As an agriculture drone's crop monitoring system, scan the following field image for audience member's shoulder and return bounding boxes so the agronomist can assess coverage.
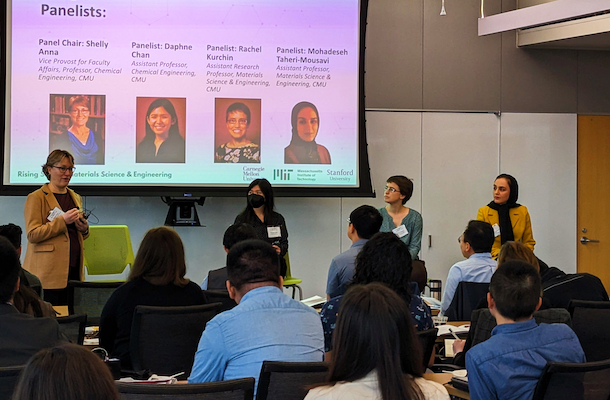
[414,377,450,400]
[538,321,578,338]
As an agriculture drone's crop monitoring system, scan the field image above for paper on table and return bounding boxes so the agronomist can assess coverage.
[436,324,470,336]
[301,295,326,308]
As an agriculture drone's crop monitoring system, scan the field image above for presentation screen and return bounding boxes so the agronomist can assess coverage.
[1,0,372,197]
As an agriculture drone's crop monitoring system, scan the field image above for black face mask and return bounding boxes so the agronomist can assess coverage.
[247,194,266,208]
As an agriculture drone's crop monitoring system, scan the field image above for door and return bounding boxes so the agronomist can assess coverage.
[577,115,610,291]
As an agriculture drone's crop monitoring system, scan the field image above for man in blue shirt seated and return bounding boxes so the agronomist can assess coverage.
[325,205,382,299]
[188,239,324,390]
[441,220,496,315]
[466,260,585,400]
[200,223,258,292]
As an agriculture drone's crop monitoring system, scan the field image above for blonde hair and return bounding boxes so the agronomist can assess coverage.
[42,150,75,180]
[497,241,539,272]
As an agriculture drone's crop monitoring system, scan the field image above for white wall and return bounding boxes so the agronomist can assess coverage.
[0,112,577,300]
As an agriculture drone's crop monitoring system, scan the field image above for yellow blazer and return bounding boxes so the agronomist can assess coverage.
[476,205,535,259]
[23,183,88,289]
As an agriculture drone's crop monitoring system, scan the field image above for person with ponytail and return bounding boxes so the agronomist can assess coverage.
[305,283,449,400]
[477,174,535,259]
[234,179,289,276]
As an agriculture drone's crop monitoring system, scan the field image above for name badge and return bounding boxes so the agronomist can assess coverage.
[267,226,281,238]
[48,207,64,222]
[492,224,501,237]
[392,224,408,238]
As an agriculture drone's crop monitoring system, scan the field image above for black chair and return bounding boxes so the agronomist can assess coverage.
[203,290,237,312]
[130,303,223,376]
[57,314,87,345]
[568,300,610,362]
[256,361,329,400]
[416,328,438,369]
[116,377,255,400]
[532,360,610,400]
[444,281,489,321]
[67,280,122,325]
[0,365,24,400]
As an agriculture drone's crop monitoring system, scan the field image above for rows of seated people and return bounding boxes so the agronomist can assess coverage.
[1,202,608,400]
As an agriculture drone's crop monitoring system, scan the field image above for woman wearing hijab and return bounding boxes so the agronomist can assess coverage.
[477,173,535,259]
[284,101,331,164]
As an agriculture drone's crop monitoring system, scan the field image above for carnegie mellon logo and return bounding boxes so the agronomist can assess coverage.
[273,169,293,180]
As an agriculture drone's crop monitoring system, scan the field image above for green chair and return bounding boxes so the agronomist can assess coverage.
[283,253,303,300]
[83,225,134,282]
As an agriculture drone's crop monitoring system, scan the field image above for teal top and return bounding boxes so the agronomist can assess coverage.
[378,207,423,260]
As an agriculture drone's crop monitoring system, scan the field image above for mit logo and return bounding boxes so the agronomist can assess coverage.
[273,169,293,180]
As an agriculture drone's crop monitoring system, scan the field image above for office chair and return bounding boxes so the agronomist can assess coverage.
[416,328,438,370]
[57,313,87,345]
[67,280,122,326]
[116,377,255,400]
[0,365,25,400]
[202,290,237,312]
[130,303,223,377]
[444,281,489,321]
[83,225,134,281]
[568,300,610,362]
[282,253,303,300]
[256,361,329,400]
[532,359,610,400]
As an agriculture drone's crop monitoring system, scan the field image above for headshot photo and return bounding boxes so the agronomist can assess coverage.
[49,94,105,165]
[284,101,331,165]
[214,98,261,163]
[136,97,186,164]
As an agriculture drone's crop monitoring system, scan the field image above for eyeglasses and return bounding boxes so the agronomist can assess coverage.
[227,119,248,126]
[248,190,264,196]
[51,165,75,173]
[384,186,398,193]
[70,109,90,115]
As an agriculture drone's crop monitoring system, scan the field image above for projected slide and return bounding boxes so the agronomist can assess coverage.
[5,0,361,188]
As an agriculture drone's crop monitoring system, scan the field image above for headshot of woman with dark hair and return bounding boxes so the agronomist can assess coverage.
[12,343,120,400]
[100,226,205,368]
[51,95,104,165]
[215,102,260,163]
[136,98,185,163]
[284,101,331,164]
[305,283,449,400]
[320,232,433,354]
[477,173,535,259]
[234,179,289,276]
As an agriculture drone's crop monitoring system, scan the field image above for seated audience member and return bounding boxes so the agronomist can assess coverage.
[466,261,585,400]
[326,205,382,299]
[0,223,54,318]
[321,232,433,353]
[0,236,65,367]
[12,343,120,400]
[0,224,43,294]
[189,239,324,390]
[441,220,496,315]
[537,257,609,309]
[201,223,258,292]
[100,227,206,368]
[410,260,428,295]
[453,241,542,361]
[305,283,449,400]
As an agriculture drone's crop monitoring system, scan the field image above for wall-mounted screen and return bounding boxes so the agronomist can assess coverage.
[1,0,372,197]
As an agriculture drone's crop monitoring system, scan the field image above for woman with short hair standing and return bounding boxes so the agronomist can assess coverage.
[23,150,89,306]
[378,175,423,260]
